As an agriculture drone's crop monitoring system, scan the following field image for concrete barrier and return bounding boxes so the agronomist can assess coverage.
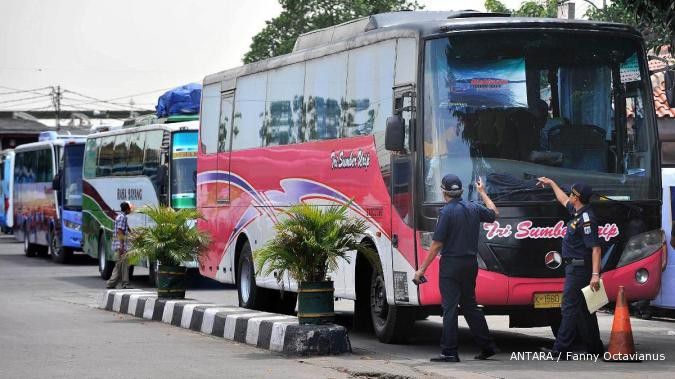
[98,289,351,356]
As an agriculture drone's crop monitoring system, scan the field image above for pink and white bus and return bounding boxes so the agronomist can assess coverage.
[197,11,665,342]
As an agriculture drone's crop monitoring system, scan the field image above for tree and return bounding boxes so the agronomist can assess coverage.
[585,0,674,52]
[485,0,560,18]
[243,0,423,63]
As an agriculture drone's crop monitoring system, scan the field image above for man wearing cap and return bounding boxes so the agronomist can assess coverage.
[414,174,499,362]
[537,177,604,356]
[106,201,133,289]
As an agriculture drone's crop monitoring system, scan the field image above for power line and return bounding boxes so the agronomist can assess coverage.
[63,89,148,110]
[0,86,52,96]
[0,94,52,105]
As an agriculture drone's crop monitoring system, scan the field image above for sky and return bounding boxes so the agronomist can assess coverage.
[0,0,597,115]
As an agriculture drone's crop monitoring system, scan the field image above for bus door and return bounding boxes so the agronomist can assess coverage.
[389,85,416,304]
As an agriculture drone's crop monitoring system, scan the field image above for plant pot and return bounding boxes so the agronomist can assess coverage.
[157,265,186,299]
[297,281,334,325]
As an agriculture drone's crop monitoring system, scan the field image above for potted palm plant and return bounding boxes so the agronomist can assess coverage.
[126,205,210,299]
[255,202,371,324]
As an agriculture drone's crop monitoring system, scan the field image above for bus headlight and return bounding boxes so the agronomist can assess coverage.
[618,230,663,268]
[63,220,81,231]
[635,268,649,284]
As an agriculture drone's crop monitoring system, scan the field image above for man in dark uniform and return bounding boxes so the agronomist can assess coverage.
[537,177,604,356]
[414,174,499,362]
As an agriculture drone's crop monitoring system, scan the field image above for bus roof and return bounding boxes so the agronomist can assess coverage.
[14,138,86,152]
[87,120,198,139]
[204,11,641,86]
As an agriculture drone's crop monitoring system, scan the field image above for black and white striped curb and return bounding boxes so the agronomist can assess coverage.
[97,289,351,356]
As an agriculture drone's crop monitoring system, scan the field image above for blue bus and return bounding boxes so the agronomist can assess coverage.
[0,149,15,233]
[14,132,86,263]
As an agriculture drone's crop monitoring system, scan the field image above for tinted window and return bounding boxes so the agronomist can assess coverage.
[63,144,84,208]
[112,134,129,176]
[232,72,267,150]
[344,41,395,138]
[263,63,305,146]
[144,130,165,192]
[201,83,220,154]
[97,136,114,177]
[304,53,347,141]
[83,138,99,179]
[219,94,233,152]
[127,132,145,176]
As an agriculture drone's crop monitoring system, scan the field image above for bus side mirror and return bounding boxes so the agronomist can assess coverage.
[385,116,405,151]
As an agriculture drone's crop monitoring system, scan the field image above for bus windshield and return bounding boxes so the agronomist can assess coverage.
[423,31,657,202]
[171,131,197,209]
[63,144,84,209]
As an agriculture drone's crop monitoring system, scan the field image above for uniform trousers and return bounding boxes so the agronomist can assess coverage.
[553,263,604,353]
[439,255,495,356]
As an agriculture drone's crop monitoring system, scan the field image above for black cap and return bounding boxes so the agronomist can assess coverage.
[571,183,592,204]
[441,174,462,192]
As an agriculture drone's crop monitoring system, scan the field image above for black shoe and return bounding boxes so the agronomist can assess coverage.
[474,348,499,360]
[430,354,460,363]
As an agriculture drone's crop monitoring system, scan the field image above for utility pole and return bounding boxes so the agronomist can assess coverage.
[52,85,62,131]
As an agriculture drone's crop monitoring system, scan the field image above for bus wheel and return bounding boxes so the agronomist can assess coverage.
[98,234,113,280]
[49,230,70,264]
[237,242,269,310]
[370,270,415,343]
[23,226,37,257]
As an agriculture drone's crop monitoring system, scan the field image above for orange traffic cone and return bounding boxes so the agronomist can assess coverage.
[604,286,641,362]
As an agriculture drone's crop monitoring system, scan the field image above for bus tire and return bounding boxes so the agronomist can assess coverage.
[370,269,415,344]
[98,233,113,280]
[236,242,268,310]
[23,226,37,257]
[49,229,70,264]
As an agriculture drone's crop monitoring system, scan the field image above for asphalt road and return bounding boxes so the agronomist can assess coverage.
[1,235,674,378]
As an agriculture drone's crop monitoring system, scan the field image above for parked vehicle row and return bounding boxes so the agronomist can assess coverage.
[2,11,674,343]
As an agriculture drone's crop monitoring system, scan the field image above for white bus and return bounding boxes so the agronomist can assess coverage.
[82,120,199,284]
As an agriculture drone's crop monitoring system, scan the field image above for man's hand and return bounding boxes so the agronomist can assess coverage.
[589,275,600,292]
[475,177,486,194]
[537,176,555,188]
[413,269,425,284]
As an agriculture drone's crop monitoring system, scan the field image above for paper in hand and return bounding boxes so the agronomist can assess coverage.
[582,279,609,314]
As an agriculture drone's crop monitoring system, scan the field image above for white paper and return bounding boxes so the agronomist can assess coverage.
[582,279,609,314]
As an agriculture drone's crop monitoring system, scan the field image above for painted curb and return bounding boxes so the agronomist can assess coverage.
[98,289,351,356]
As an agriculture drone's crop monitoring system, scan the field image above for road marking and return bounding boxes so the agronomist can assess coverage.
[245,315,291,346]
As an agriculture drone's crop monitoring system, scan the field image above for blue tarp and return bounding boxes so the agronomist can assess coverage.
[155,83,202,118]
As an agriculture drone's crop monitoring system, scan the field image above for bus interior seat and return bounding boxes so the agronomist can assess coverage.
[547,124,608,171]
[507,108,541,161]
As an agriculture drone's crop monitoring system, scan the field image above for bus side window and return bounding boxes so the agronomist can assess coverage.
[128,133,145,176]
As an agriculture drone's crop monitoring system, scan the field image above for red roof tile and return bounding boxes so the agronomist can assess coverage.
[650,46,674,118]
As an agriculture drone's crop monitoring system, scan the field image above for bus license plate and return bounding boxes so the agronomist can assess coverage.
[534,292,562,308]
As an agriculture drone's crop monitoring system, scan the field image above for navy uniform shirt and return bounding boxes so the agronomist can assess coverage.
[562,202,600,259]
[433,199,496,257]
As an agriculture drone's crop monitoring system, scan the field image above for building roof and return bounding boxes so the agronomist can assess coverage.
[649,46,674,118]
[0,117,90,135]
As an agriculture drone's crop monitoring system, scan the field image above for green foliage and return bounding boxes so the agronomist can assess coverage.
[126,205,211,267]
[254,202,374,283]
[585,0,674,53]
[485,0,559,17]
[243,0,424,63]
